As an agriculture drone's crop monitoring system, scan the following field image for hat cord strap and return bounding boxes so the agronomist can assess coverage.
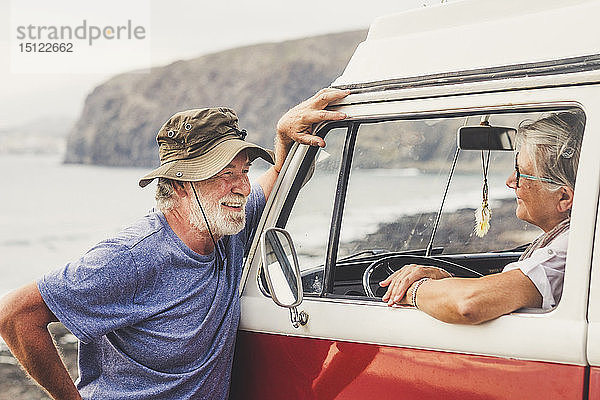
[190,183,224,271]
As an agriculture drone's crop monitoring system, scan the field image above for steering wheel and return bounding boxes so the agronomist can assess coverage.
[362,254,483,298]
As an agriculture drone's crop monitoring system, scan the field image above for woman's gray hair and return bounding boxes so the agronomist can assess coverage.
[516,109,585,191]
[155,178,176,211]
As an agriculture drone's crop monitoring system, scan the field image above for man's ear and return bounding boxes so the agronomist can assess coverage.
[172,181,189,198]
[557,186,574,213]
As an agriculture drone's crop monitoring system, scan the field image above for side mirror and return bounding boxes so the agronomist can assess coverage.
[457,125,516,151]
[260,228,308,328]
[261,227,303,308]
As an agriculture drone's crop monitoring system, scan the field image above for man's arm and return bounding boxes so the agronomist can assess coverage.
[0,282,82,400]
[256,88,349,199]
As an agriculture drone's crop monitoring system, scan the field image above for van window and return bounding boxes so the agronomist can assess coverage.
[323,109,582,300]
[280,108,584,305]
[275,108,583,306]
[283,127,347,294]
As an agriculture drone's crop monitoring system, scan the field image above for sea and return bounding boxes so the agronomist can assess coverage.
[0,154,156,298]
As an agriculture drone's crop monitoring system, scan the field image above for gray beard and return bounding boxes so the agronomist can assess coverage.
[188,192,247,237]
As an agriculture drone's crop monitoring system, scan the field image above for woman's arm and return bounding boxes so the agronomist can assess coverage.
[407,269,542,324]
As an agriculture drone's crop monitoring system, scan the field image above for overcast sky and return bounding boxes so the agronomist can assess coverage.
[0,0,451,129]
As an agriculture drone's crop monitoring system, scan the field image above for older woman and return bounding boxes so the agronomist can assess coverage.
[380,110,585,324]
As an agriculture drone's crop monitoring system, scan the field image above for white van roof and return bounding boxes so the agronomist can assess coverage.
[333,0,600,89]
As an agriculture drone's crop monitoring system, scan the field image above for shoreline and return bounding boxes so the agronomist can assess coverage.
[342,197,539,256]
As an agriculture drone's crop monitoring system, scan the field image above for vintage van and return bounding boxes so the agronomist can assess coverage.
[230,0,600,398]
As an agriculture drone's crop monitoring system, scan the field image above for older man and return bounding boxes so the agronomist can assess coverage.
[0,88,348,399]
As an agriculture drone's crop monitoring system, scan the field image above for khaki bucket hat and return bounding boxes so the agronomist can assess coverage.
[139,107,274,187]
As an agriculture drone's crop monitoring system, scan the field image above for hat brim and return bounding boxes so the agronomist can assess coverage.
[139,139,274,187]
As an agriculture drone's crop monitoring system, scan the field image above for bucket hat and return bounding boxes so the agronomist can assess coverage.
[139,107,274,187]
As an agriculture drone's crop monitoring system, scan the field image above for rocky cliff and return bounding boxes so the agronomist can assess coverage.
[64,30,367,167]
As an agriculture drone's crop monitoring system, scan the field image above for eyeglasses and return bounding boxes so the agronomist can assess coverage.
[514,152,561,188]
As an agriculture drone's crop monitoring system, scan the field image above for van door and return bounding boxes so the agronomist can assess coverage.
[232,86,599,399]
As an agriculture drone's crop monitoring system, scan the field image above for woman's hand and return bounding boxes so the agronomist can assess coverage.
[379,264,451,306]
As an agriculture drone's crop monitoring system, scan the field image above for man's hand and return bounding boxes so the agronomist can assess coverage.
[379,264,451,306]
[276,88,350,149]
[258,88,350,199]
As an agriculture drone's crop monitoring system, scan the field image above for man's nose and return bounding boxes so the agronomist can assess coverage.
[506,170,517,189]
[232,174,251,197]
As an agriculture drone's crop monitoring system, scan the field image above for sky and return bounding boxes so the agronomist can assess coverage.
[0,0,453,129]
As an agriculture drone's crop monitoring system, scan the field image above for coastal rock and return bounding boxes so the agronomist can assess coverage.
[64,31,366,167]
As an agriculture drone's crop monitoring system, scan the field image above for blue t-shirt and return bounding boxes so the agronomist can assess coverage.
[38,186,266,399]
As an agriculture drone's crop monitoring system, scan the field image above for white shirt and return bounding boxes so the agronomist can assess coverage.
[502,229,569,310]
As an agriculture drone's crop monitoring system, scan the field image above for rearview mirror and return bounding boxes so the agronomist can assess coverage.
[457,125,516,151]
[260,227,303,308]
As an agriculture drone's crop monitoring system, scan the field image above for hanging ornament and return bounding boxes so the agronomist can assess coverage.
[474,150,492,237]
[475,200,491,237]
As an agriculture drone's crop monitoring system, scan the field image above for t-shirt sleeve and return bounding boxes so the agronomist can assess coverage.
[502,231,568,310]
[240,185,267,254]
[37,242,142,344]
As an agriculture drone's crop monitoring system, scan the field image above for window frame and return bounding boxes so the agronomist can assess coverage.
[274,103,585,300]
